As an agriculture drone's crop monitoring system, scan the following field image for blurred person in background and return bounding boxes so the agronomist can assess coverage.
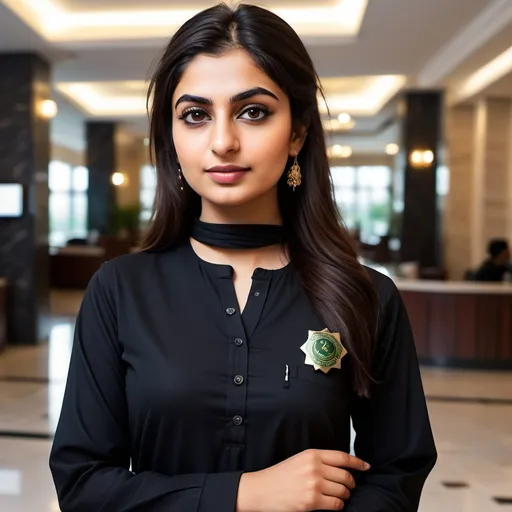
[474,239,511,282]
[49,3,436,511]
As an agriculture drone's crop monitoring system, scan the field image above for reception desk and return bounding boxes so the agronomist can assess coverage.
[396,279,512,369]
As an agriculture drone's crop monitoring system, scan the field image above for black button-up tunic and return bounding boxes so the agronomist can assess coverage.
[50,240,437,511]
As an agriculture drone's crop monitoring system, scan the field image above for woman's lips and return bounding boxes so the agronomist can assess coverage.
[206,166,250,184]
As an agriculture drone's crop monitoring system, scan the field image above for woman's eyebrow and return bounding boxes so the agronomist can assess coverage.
[174,86,279,109]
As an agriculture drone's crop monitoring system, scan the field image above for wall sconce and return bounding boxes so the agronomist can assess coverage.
[40,99,58,119]
[112,172,126,186]
[409,149,434,168]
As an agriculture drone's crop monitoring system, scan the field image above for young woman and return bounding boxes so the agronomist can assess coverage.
[50,3,436,511]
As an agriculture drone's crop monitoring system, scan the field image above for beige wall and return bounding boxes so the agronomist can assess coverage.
[329,154,395,167]
[445,98,512,279]
[444,104,476,280]
[51,144,85,167]
[114,132,150,208]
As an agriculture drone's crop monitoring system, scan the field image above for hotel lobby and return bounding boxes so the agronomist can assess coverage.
[1,0,512,510]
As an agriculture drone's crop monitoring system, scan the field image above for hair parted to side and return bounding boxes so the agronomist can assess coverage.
[141,2,379,397]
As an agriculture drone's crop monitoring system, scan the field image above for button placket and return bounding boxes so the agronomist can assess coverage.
[218,276,249,448]
[241,273,272,337]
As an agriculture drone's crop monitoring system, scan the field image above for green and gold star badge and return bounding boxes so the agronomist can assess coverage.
[301,328,347,374]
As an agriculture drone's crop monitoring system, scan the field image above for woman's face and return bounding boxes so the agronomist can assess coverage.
[172,49,302,210]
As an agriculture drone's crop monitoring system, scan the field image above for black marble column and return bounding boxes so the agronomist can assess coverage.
[0,53,51,345]
[396,91,443,269]
[86,122,117,234]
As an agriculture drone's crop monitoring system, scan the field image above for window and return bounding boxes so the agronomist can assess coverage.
[140,165,157,223]
[49,161,89,247]
[331,166,392,244]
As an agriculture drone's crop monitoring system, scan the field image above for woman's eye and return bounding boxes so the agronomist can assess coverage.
[182,110,209,124]
[240,107,267,121]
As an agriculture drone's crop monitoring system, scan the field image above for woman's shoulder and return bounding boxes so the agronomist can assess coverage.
[94,244,188,288]
[363,265,399,305]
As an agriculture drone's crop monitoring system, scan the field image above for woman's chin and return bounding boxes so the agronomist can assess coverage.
[201,186,268,209]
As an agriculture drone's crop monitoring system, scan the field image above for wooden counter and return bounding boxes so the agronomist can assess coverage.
[0,278,6,352]
[396,279,512,369]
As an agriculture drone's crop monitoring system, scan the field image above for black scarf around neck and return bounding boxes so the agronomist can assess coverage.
[190,219,284,249]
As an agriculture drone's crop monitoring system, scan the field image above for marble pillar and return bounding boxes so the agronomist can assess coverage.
[397,91,443,269]
[0,53,51,345]
[86,121,117,234]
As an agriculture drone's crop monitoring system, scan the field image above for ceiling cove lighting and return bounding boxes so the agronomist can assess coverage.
[319,75,407,116]
[2,0,368,42]
[56,82,147,116]
[58,78,402,119]
[455,45,512,103]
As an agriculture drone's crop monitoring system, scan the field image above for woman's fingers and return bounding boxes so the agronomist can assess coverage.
[323,464,356,490]
[321,479,351,500]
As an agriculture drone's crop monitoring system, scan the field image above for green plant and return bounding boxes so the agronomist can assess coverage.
[111,204,141,235]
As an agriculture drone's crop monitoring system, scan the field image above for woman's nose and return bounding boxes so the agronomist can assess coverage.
[210,117,240,156]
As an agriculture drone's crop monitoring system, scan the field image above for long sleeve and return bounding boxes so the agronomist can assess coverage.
[346,278,437,511]
[49,263,243,512]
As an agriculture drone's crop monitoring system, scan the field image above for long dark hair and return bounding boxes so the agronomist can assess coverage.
[142,2,379,397]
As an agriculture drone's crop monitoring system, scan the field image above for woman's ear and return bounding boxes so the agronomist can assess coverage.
[290,124,308,156]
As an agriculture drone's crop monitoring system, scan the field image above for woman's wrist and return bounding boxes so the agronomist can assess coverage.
[236,471,263,512]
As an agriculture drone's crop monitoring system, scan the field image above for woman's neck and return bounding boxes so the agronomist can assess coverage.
[199,194,282,226]
[192,194,288,270]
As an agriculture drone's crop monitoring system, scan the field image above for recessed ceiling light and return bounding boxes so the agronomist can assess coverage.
[337,113,352,124]
[330,145,353,158]
[323,118,356,131]
[385,143,399,155]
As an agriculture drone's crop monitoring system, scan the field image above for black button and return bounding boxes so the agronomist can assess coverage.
[234,338,244,346]
[234,375,244,385]
[254,291,261,297]
[226,307,236,315]
[233,415,243,426]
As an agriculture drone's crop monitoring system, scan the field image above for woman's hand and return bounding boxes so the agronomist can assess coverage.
[236,448,370,512]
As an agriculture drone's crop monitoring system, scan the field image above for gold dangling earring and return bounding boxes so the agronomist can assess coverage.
[287,155,302,191]
[178,167,184,191]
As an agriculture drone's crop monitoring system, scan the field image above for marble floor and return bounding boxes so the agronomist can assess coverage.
[0,292,511,511]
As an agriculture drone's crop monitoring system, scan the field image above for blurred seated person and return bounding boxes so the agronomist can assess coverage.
[474,239,511,282]
[67,238,88,246]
